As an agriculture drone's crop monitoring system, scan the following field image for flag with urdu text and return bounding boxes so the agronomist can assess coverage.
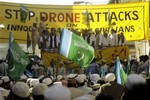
[116,57,127,85]
[60,28,94,67]
[20,4,29,22]
[8,40,30,81]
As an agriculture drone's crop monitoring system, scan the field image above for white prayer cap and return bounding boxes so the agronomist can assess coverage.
[74,95,95,100]
[69,87,84,100]
[124,59,127,62]
[125,74,146,89]
[30,79,39,87]
[0,79,3,85]
[32,83,48,96]
[67,74,77,79]
[1,76,10,82]
[80,74,87,80]
[0,87,10,97]
[91,84,100,90]
[0,91,4,100]
[44,84,71,100]
[105,73,116,82]
[57,75,63,81]
[12,82,30,98]
[75,74,85,83]
[90,74,100,84]
[50,76,54,80]
[26,78,33,86]
[10,81,14,88]
[38,75,44,80]
[42,78,52,86]
[54,82,63,86]
[20,74,27,80]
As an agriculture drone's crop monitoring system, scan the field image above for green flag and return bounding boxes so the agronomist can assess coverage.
[20,4,29,22]
[116,57,127,85]
[8,40,30,81]
[60,28,94,67]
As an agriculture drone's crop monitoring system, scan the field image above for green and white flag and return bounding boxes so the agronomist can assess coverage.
[20,4,29,22]
[8,40,30,81]
[60,28,94,67]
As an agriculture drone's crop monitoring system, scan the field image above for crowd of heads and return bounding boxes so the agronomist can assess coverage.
[1,54,150,100]
[0,71,150,100]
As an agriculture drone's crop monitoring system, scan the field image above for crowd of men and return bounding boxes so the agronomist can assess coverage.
[0,54,150,100]
[0,16,146,100]
[31,16,126,53]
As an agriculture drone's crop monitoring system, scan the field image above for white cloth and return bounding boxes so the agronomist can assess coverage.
[101,64,108,77]
[44,85,71,100]
[78,86,92,95]
[109,33,118,46]
[102,36,110,46]
[57,67,66,76]
[89,34,96,46]
[95,33,103,46]
[39,21,46,35]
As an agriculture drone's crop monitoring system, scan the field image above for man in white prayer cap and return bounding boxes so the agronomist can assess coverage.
[42,77,53,87]
[121,74,149,100]
[7,82,30,100]
[32,83,48,100]
[125,74,146,90]
[99,73,125,100]
[75,74,92,95]
[44,84,71,100]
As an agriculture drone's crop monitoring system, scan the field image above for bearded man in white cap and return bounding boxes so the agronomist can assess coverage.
[75,74,92,95]
[32,83,48,100]
[99,73,125,100]
[7,82,30,100]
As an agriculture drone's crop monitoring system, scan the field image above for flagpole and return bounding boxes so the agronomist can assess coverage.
[9,32,13,49]
[55,44,61,81]
[27,30,28,53]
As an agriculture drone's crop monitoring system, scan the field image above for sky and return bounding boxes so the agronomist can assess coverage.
[0,0,109,5]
